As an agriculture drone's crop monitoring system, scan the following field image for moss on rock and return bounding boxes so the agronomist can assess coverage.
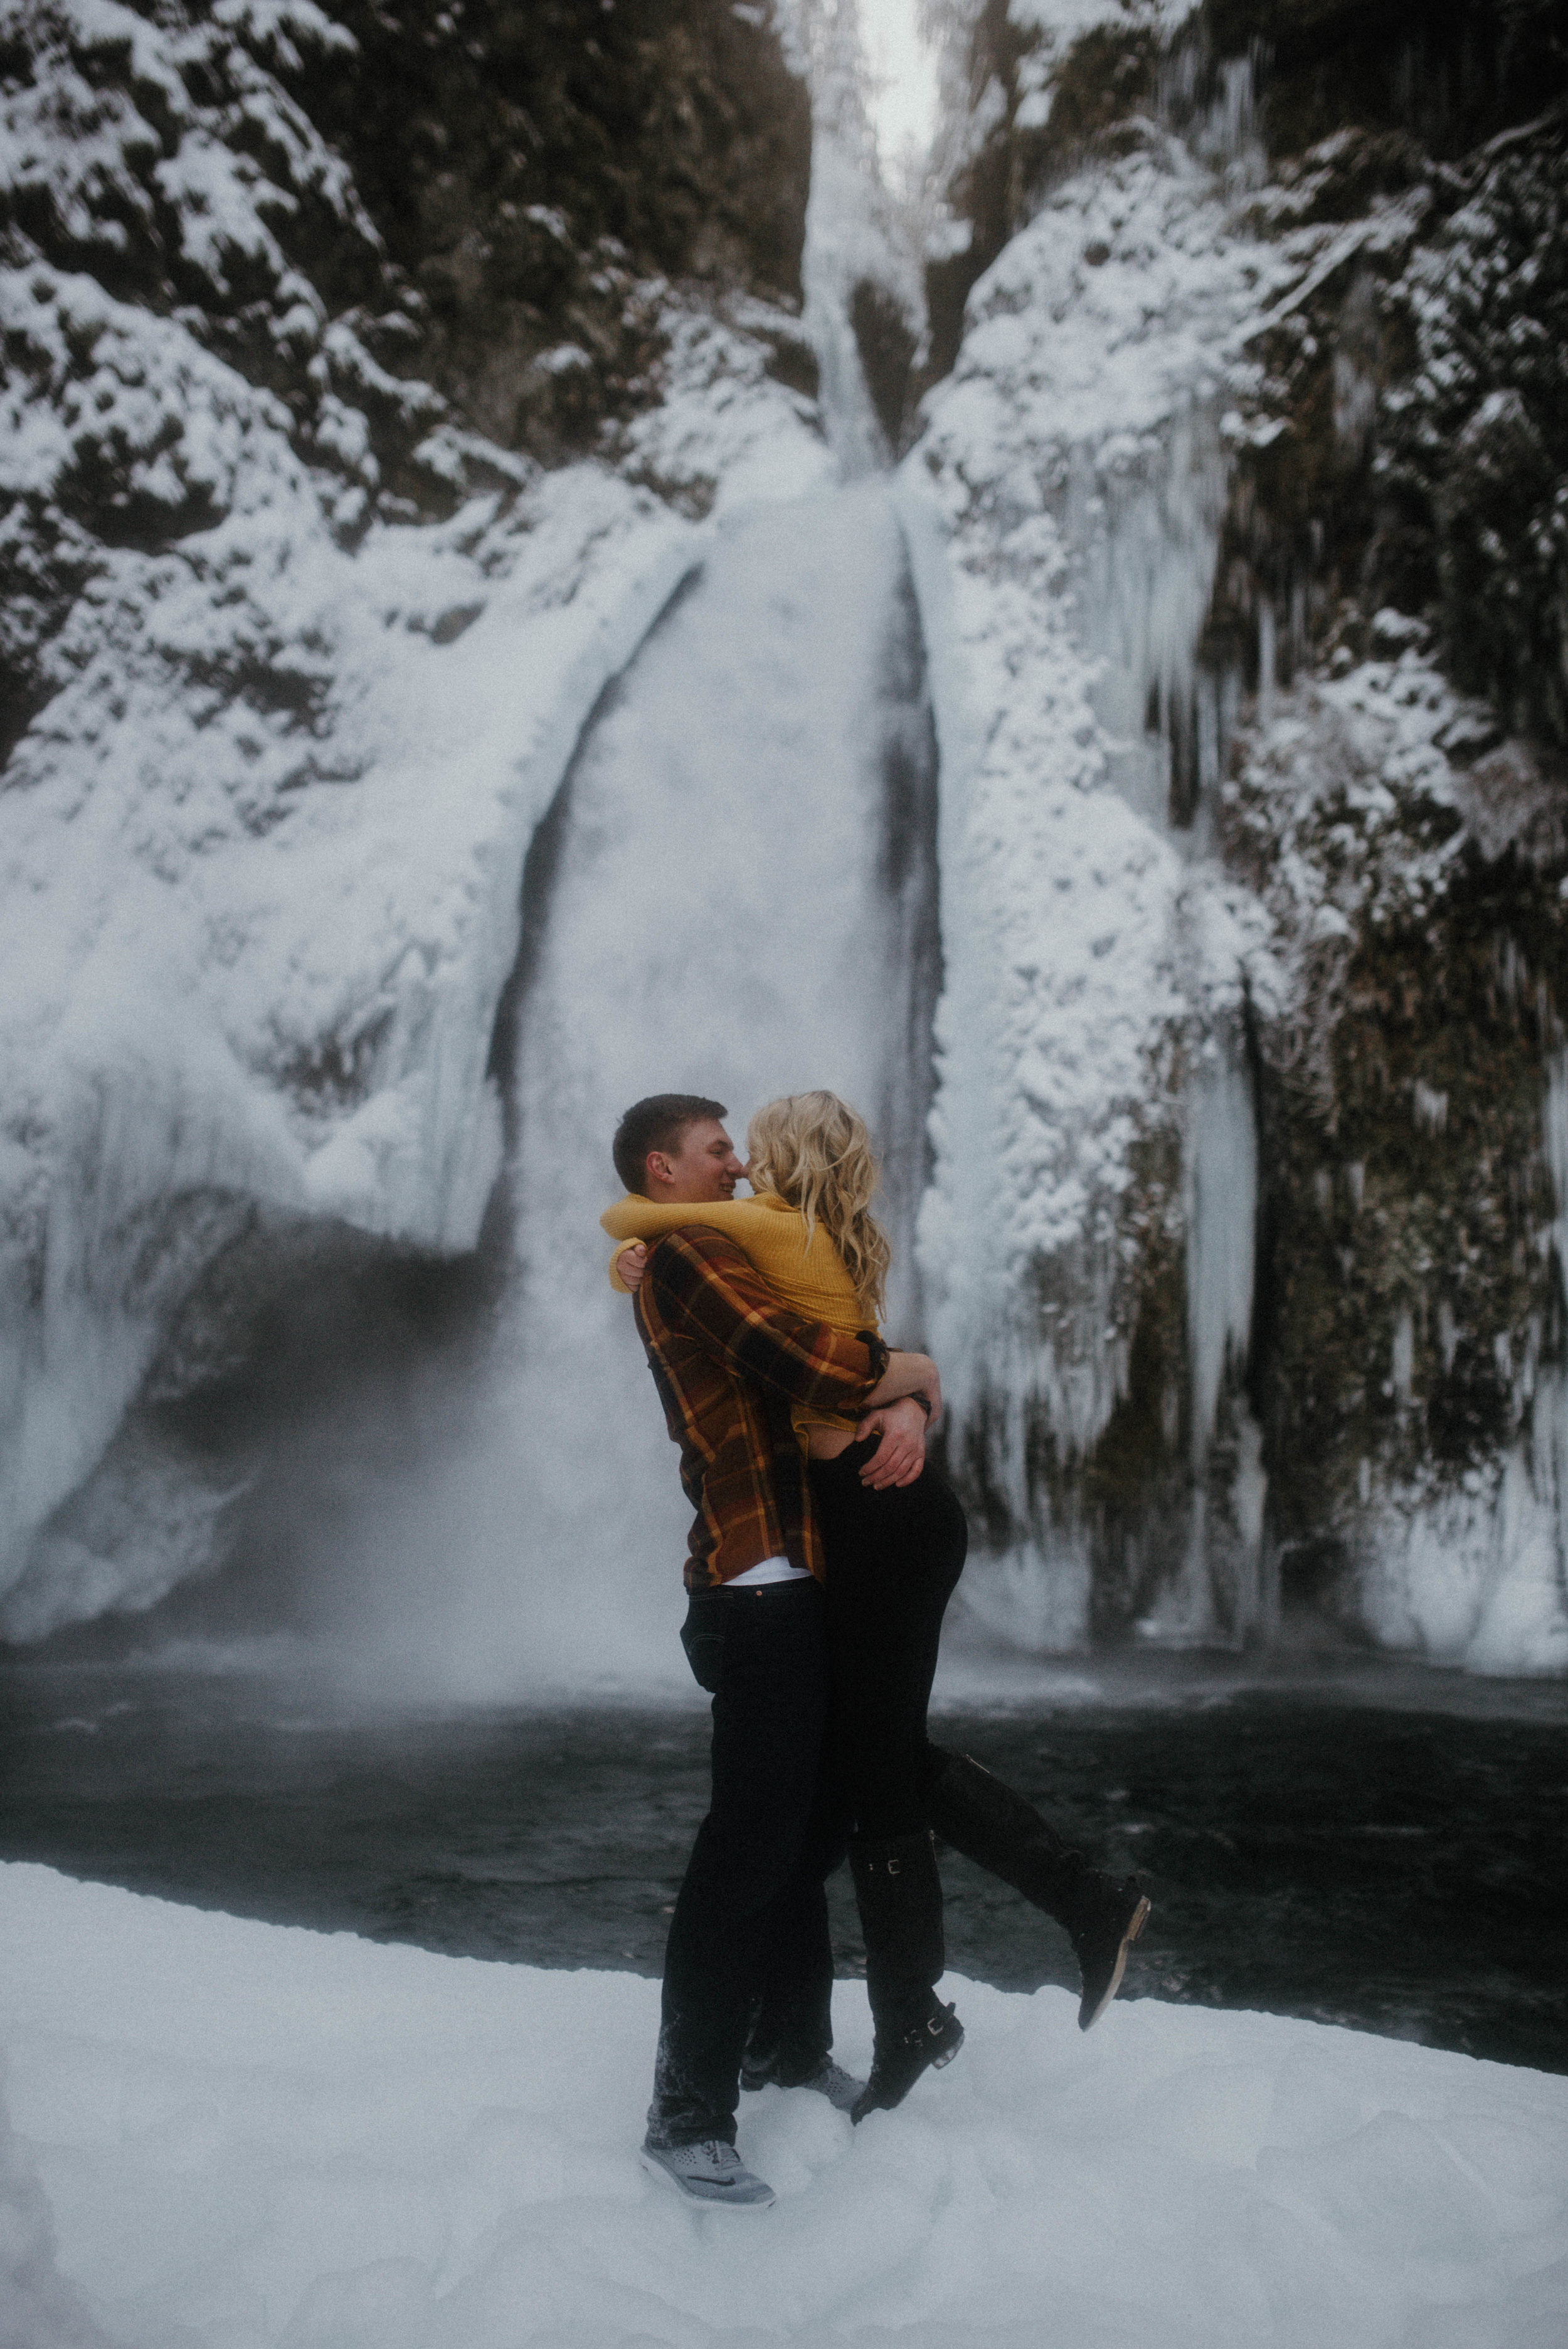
[1221,649,1568,1611]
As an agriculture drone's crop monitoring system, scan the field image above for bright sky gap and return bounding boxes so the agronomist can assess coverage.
[857,0,941,167]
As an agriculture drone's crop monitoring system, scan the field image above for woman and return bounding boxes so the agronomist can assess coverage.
[605,1091,1148,2120]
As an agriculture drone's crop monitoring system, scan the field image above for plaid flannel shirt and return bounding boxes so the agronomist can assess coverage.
[633,1226,891,1589]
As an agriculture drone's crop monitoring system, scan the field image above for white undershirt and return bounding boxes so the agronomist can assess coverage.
[726,1554,810,1587]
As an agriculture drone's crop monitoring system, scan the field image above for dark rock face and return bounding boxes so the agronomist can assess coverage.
[303,0,812,457]
[1221,660,1568,1613]
[849,276,918,451]
[0,0,383,753]
[1208,107,1568,756]
[1202,0,1567,157]
[1179,9,1568,1609]
[1398,146,1568,749]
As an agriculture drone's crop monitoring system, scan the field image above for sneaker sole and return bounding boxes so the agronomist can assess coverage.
[1079,1894,1151,2033]
[638,2151,776,2210]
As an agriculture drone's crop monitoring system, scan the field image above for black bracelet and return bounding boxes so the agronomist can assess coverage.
[909,1391,933,1419]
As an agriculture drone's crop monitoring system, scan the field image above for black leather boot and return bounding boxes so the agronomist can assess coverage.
[847,1831,964,2123]
[921,1747,1150,2030]
[1067,1869,1151,2031]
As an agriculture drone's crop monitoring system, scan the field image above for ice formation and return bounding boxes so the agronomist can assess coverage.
[3,1861,1566,2349]
[0,445,825,1638]
[897,112,1281,1636]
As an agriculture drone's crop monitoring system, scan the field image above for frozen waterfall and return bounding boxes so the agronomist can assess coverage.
[438,485,940,1690]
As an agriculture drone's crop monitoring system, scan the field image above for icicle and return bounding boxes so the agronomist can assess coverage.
[1257,598,1278,728]
[1184,1026,1257,1473]
[1190,51,1266,191]
[1071,402,1231,835]
[1547,1051,1568,1257]
[1461,1051,1568,1673]
[1133,1024,1260,1649]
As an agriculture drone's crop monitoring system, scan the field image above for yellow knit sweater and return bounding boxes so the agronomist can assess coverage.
[600,1191,873,1436]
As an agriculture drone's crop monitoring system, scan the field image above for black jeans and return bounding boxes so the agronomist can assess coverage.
[649,1577,847,2148]
[810,1439,969,1840]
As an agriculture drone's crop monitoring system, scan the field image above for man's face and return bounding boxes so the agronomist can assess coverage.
[646,1118,744,1203]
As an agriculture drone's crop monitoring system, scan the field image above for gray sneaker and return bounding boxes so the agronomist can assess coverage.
[793,2056,863,2114]
[740,2053,864,2113]
[640,2136,776,2208]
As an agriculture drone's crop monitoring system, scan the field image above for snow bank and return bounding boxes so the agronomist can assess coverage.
[3,1862,1565,2348]
[896,122,1281,1612]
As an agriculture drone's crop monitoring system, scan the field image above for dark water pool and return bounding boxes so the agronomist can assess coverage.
[1,1655,1564,2074]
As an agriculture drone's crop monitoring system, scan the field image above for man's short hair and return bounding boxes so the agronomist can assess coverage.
[613,1095,728,1195]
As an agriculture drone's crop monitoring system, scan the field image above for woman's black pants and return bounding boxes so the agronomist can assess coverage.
[810,1438,968,1840]
[812,1440,1099,1932]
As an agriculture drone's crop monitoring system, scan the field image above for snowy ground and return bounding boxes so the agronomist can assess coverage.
[3,1865,1565,2349]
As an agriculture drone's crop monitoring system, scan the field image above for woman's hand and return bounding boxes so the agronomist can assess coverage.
[853,1394,928,1487]
[617,1242,650,1291]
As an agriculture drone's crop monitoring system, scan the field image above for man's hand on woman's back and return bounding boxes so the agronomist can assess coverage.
[854,1394,929,1487]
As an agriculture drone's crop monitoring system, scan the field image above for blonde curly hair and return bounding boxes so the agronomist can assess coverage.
[746,1090,891,1323]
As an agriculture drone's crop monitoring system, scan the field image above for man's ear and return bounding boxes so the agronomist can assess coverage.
[644,1151,671,1192]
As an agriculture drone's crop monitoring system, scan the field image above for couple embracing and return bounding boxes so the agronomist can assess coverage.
[602,1090,1149,2209]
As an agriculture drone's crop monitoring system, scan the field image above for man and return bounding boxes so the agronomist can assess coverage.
[610,1093,938,2208]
